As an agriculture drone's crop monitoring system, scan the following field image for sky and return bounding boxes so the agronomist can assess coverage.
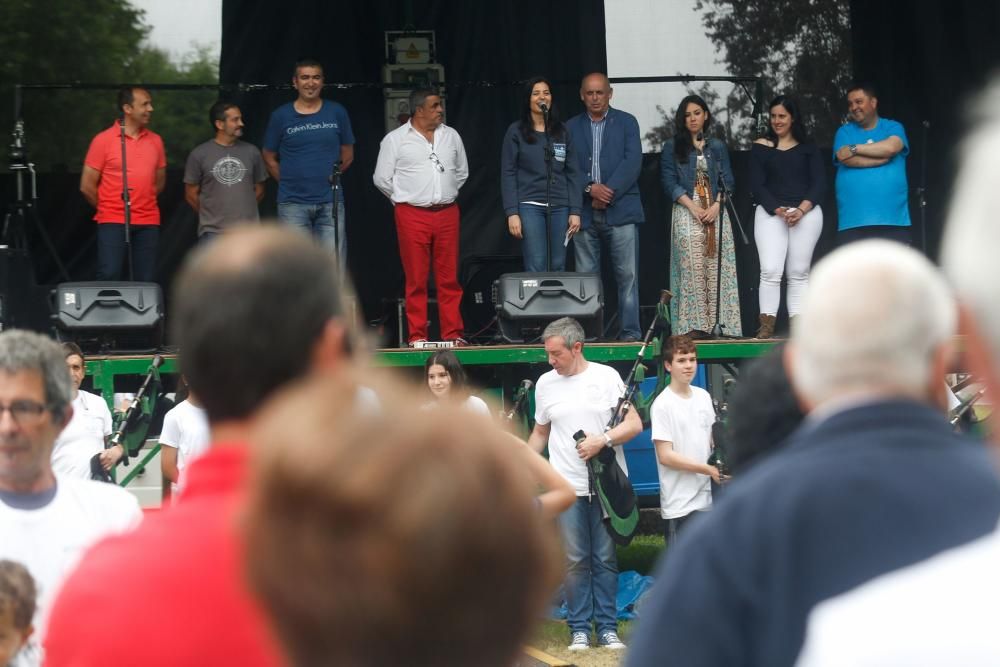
[129,0,738,150]
[130,0,222,63]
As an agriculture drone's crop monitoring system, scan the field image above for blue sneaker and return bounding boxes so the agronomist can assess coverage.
[568,631,590,650]
[598,630,626,650]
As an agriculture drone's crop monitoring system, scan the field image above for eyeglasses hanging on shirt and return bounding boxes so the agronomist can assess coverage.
[428,151,445,173]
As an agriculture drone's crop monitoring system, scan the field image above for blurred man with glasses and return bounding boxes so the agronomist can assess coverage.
[0,330,140,666]
[374,87,469,346]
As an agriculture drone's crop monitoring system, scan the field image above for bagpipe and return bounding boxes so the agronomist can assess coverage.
[581,290,673,546]
[90,355,165,483]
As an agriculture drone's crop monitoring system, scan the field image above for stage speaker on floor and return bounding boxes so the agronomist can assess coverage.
[51,282,164,353]
[495,272,603,343]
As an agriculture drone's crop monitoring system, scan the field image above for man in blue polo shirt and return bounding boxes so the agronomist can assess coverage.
[832,82,911,245]
[263,59,355,264]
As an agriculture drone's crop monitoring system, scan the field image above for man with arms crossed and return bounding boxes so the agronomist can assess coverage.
[263,59,355,262]
[833,82,911,245]
[527,317,642,652]
[650,334,721,549]
[184,101,267,241]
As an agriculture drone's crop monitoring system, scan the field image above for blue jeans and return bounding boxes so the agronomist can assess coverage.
[96,224,159,282]
[520,204,568,272]
[278,201,347,265]
[559,496,619,635]
[575,220,640,339]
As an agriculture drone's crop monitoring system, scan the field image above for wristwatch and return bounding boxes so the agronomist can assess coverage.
[602,432,613,447]
[848,144,858,156]
[584,182,593,194]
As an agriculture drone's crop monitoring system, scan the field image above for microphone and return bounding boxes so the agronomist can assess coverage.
[696,131,704,143]
[538,100,549,114]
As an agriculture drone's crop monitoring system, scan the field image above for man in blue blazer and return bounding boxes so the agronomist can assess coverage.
[625,240,1000,667]
[566,74,644,340]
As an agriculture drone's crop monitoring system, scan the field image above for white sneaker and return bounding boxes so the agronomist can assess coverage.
[598,630,626,650]
[568,631,590,650]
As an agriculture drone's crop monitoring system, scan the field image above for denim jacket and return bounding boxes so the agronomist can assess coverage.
[659,137,735,203]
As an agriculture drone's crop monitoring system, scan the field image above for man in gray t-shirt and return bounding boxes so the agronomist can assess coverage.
[184,102,267,238]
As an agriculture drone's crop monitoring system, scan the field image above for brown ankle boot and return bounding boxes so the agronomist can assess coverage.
[756,314,776,339]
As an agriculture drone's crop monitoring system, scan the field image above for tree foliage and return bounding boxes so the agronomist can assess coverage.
[644,0,851,150]
[694,0,852,145]
[0,0,219,171]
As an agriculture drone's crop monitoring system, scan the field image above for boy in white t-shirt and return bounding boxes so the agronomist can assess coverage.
[649,335,723,549]
[159,383,211,500]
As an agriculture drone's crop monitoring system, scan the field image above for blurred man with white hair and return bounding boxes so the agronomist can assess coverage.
[795,83,1000,667]
[625,240,1000,667]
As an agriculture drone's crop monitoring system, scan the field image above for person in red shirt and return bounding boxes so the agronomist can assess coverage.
[44,226,356,666]
[80,86,166,282]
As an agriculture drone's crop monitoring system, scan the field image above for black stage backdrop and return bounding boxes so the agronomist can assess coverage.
[220,0,614,340]
[850,0,1000,260]
[11,1,1000,342]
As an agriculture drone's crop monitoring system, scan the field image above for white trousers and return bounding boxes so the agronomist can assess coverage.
[754,205,823,316]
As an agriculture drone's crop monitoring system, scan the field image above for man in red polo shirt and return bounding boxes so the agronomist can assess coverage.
[80,86,166,282]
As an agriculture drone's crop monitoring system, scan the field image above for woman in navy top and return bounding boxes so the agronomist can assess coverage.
[500,77,582,272]
[748,95,826,338]
[660,95,742,337]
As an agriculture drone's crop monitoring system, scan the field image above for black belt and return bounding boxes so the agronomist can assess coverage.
[405,202,454,212]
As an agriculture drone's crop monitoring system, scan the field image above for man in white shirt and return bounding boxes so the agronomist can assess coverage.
[373,88,469,346]
[527,317,642,652]
[650,335,722,548]
[50,343,115,479]
[0,330,141,667]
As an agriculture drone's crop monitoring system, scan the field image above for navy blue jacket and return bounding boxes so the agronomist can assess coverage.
[660,136,735,203]
[499,122,583,217]
[625,399,1000,667]
[565,107,645,229]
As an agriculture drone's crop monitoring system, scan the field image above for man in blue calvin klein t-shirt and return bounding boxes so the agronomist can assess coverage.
[263,59,355,264]
[832,82,911,246]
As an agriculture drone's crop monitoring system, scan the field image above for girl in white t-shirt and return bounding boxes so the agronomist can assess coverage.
[424,350,574,517]
[424,350,490,415]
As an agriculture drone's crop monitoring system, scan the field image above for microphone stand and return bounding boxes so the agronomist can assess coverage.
[329,160,343,270]
[709,154,748,339]
[118,112,134,281]
[918,120,929,255]
[542,104,553,272]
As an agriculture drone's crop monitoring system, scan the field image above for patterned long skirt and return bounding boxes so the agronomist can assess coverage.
[669,203,742,336]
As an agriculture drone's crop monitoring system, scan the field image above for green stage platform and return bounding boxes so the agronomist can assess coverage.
[84,338,778,397]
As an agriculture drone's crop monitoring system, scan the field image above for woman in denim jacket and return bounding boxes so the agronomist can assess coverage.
[660,95,742,336]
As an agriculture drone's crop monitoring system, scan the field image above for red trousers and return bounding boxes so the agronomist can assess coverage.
[394,202,464,341]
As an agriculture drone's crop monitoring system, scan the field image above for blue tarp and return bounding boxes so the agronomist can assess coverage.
[550,570,656,621]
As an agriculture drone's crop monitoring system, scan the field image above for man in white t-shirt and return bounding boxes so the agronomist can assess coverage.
[50,343,115,479]
[159,388,210,498]
[527,317,642,652]
[650,335,722,549]
[0,330,141,667]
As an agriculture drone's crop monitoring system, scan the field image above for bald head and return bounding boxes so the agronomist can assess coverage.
[580,72,613,119]
[172,225,347,423]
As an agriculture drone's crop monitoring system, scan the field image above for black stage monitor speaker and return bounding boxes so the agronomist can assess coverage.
[495,272,603,343]
[51,282,164,353]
